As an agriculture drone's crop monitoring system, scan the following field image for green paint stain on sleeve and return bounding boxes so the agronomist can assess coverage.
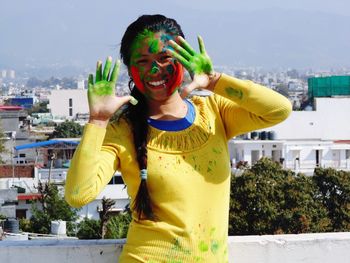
[72,186,80,195]
[210,240,220,254]
[198,240,209,252]
[225,86,243,100]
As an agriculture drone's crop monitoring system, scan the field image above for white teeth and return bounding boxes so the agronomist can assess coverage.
[148,80,166,86]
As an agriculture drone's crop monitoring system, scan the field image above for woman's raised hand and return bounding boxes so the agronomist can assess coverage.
[88,57,135,127]
[167,36,220,98]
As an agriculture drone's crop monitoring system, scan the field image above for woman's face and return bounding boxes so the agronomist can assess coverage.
[129,30,183,101]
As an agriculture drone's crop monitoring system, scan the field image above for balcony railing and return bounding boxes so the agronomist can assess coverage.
[1,232,349,263]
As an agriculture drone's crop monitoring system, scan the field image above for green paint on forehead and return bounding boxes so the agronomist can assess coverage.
[161,33,174,43]
[148,38,160,54]
[129,29,155,65]
[130,29,175,65]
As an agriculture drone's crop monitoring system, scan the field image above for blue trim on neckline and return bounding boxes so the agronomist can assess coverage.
[147,99,195,131]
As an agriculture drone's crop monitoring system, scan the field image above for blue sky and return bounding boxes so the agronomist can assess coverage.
[1,0,350,74]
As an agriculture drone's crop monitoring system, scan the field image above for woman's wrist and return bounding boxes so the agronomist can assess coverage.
[206,72,222,92]
[88,118,109,128]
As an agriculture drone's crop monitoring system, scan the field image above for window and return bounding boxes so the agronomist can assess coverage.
[16,209,27,219]
[346,150,350,160]
[69,108,73,116]
[69,98,73,107]
[315,150,322,167]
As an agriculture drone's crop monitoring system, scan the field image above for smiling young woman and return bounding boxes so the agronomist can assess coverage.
[65,14,292,263]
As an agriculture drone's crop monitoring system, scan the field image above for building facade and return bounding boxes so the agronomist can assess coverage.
[47,89,88,120]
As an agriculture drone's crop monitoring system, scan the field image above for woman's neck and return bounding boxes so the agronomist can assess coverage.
[147,92,187,120]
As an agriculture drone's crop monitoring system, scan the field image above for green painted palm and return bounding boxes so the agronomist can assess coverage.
[88,57,136,123]
[166,36,216,97]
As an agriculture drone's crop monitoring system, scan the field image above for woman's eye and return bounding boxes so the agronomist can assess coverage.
[160,56,172,62]
[136,59,148,65]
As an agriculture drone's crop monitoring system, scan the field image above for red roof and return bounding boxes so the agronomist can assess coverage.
[334,140,350,144]
[17,193,42,200]
[0,105,24,111]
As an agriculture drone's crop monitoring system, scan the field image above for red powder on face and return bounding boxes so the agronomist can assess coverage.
[131,62,183,96]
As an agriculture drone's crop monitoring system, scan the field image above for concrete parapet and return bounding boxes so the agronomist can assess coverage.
[0,232,349,263]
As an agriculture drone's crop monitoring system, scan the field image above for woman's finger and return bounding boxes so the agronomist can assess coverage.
[177,36,196,56]
[110,60,120,83]
[168,40,192,60]
[102,56,112,81]
[95,61,102,82]
[198,35,207,55]
[88,74,94,87]
[165,48,191,71]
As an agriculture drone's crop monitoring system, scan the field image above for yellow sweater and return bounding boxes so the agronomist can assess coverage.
[65,74,292,262]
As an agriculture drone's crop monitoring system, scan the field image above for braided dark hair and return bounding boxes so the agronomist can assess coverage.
[120,15,184,220]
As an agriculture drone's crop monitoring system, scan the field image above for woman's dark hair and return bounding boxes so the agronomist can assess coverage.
[120,15,184,220]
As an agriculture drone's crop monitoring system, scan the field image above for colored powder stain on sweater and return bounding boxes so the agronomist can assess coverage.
[225,86,243,99]
[210,239,220,254]
[212,147,223,154]
[198,240,209,252]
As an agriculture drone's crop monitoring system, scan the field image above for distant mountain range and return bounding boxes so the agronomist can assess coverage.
[183,8,350,70]
[1,6,349,75]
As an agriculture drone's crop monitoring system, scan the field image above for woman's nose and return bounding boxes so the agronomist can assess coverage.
[150,61,160,74]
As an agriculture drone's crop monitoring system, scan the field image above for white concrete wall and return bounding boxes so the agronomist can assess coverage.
[76,185,130,220]
[268,97,350,140]
[47,89,88,120]
[1,233,350,263]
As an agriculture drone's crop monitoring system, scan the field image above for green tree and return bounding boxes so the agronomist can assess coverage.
[76,199,132,240]
[229,158,330,235]
[77,218,101,239]
[100,197,116,239]
[49,120,83,139]
[27,101,49,115]
[105,211,132,239]
[313,168,350,231]
[25,182,79,235]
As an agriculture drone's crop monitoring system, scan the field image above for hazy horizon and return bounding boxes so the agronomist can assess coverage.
[1,0,350,76]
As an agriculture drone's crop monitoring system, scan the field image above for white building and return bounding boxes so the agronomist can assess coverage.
[229,139,350,176]
[0,165,129,220]
[47,89,88,120]
[229,96,350,175]
[269,97,350,140]
[0,140,129,220]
